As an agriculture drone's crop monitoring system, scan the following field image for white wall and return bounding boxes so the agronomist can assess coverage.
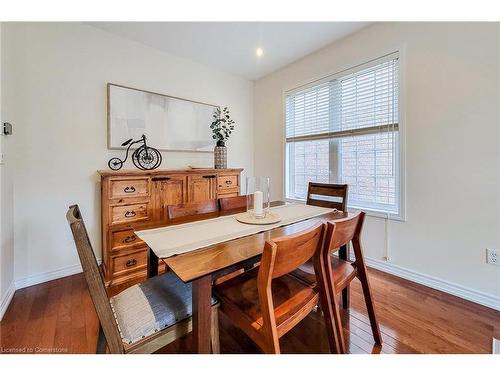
[1,22,254,288]
[254,23,500,302]
[0,22,16,319]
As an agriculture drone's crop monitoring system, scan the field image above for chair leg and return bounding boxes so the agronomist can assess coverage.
[96,324,107,354]
[341,287,350,309]
[357,270,382,345]
[339,245,350,309]
[329,293,347,354]
[263,337,280,354]
[314,249,345,354]
[318,296,342,354]
[210,306,220,354]
[351,222,382,346]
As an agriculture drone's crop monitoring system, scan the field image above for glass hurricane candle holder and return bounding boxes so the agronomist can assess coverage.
[246,176,270,219]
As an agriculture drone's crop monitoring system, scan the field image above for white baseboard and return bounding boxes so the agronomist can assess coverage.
[14,258,102,290]
[14,263,84,290]
[363,255,500,311]
[0,281,16,321]
[1,259,102,319]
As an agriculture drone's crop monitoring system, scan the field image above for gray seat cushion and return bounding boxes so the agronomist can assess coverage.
[110,272,217,345]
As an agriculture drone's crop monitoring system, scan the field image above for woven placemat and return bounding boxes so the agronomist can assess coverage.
[235,211,282,225]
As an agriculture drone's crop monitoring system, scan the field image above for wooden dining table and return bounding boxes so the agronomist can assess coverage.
[143,201,351,354]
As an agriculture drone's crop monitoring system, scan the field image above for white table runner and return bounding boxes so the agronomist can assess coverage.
[135,203,334,259]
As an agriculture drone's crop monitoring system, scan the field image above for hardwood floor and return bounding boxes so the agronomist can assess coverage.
[1,268,498,354]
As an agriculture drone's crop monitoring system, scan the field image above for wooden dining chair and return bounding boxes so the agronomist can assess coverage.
[214,222,333,354]
[314,212,382,353]
[67,204,220,354]
[302,182,350,308]
[167,199,219,221]
[306,182,348,211]
[219,195,247,211]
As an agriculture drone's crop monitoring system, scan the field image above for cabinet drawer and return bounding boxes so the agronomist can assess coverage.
[110,248,147,278]
[111,229,145,251]
[217,175,238,190]
[110,178,150,199]
[217,190,239,199]
[111,203,149,225]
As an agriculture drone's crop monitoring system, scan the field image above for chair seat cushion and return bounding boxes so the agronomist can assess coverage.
[290,255,357,292]
[110,272,216,345]
[214,268,318,335]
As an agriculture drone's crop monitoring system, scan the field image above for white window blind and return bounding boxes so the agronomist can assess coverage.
[285,54,401,215]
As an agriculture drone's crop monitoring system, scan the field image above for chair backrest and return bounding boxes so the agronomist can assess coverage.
[325,211,364,252]
[306,182,348,212]
[167,199,218,220]
[219,195,247,211]
[255,222,325,352]
[66,205,124,354]
[259,221,326,280]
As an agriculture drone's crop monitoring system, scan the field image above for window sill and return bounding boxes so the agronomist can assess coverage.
[284,198,406,222]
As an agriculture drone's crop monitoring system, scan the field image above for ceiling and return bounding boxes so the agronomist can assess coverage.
[88,22,369,80]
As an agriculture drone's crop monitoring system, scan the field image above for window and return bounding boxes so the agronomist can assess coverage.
[285,53,402,216]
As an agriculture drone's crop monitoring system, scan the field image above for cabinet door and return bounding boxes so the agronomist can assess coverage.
[187,174,217,203]
[151,175,187,224]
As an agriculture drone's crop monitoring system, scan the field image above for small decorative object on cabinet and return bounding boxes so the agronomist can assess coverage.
[211,107,235,169]
[214,141,227,169]
[108,134,162,171]
[98,168,243,292]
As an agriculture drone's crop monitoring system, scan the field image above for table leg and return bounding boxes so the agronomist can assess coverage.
[147,247,158,278]
[339,244,350,309]
[192,274,212,354]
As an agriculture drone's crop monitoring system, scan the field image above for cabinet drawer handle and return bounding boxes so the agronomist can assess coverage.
[124,186,136,193]
[126,259,137,267]
[203,175,216,179]
[225,180,233,184]
[152,177,171,181]
[124,211,136,218]
[122,235,136,244]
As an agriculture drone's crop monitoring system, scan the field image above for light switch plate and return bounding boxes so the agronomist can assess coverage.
[3,122,13,135]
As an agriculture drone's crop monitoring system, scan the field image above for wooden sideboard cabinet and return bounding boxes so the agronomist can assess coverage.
[98,168,243,291]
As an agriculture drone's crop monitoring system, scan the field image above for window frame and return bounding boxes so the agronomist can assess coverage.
[282,50,406,221]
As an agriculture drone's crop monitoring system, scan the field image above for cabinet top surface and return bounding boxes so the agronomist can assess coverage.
[98,168,243,177]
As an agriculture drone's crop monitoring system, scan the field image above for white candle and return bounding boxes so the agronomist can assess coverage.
[254,190,263,216]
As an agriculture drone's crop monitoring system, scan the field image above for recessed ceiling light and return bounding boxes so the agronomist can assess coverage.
[256,48,264,57]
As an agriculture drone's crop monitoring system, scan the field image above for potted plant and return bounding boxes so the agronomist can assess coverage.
[210,106,235,169]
